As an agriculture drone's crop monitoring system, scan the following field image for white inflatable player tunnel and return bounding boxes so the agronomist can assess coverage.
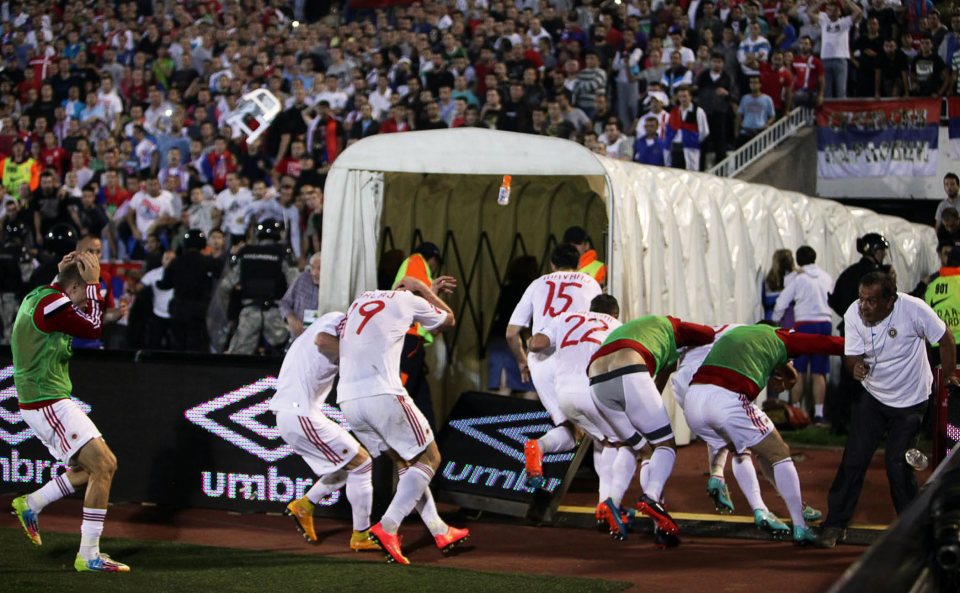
[318,128,938,433]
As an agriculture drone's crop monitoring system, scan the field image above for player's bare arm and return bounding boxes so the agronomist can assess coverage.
[528,332,551,353]
[399,276,456,329]
[505,324,529,381]
[939,329,960,387]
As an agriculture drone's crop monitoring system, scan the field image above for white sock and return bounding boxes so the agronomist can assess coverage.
[772,458,806,529]
[27,473,75,513]
[538,426,576,454]
[306,470,347,504]
[708,446,728,478]
[608,448,637,507]
[380,463,434,534]
[596,442,615,502]
[80,507,106,560]
[814,404,824,418]
[638,458,651,493]
[644,447,676,502]
[415,489,448,536]
[346,460,374,532]
[731,454,766,511]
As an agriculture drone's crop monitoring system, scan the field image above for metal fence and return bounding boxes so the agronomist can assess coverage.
[708,106,815,178]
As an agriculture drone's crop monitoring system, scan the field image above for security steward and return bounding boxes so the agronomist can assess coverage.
[0,220,29,344]
[158,228,222,351]
[391,242,457,430]
[563,226,606,286]
[826,232,891,434]
[925,248,960,450]
[222,219,298,355]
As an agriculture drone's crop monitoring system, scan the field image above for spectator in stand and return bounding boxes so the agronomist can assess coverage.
[937,173,960,229]
[600,120,631,160]
[573,50,607,119]
[633,116,669,165]
[816,0,863,99]
[738,22,772,75]
[853,17,884,98]
[662,50,695,97]
[938,208,960,247]
[202,136,237,193]
[736,77,776,145]
[213,172,254,246]
[666,85,710,171]
[696,52,738,164]
[792,36,825,106]
[877,38,910,97]
[759,50,794,115]
[910,34,948,97]
[280,252,322,340]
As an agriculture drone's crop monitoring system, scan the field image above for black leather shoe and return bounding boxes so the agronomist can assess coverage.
[814,526,847,549]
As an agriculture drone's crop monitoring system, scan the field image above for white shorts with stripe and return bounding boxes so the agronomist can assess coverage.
[529,351,565,425]
[557,387,616,444]
[20,399,102,465]
[275,410,360,476]
[683,384,775,455]
[339,393,433,462]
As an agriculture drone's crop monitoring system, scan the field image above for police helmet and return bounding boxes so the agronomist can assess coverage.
[856,233,890,255]
[257,218,284,241]
[44,223,78,257]
[183,228,207,251]
[4,220,27,244]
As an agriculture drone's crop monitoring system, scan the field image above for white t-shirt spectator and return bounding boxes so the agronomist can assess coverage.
[820,15,853,59]
[129,190,176,238]
[216,187,254,236]
[315,89,349,112]
[843,293,946,408]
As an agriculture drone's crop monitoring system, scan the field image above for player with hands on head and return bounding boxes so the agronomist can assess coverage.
[11,250,131,572]
[335,274,468,565]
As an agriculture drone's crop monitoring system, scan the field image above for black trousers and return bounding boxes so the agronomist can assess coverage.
[827,364,865,435]
[823,394,926,528]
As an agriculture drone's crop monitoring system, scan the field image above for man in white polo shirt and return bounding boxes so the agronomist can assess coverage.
[817,272,959,548]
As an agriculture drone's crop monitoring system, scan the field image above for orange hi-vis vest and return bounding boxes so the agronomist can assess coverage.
[579,249,606,285]
[392,253,435,345]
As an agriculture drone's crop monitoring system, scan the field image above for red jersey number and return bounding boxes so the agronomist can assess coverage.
[354,300,386,335]
[542,280,583,318]
[560,314,609,348]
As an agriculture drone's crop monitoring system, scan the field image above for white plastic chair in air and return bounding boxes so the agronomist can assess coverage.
[224,89,282,143]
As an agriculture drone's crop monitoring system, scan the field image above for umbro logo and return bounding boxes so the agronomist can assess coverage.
[184,376,350,463]
[0,365,92,446]
[448,411,575,464]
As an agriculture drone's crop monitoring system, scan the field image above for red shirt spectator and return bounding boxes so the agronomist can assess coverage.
[39,145,69,178]
[759,59,793,112]
[792,53,824,92]
[203,140,238,192]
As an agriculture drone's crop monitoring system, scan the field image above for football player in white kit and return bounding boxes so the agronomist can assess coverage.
[505,244,602,487]
[671,323,822,532]
[336,276,468,565]
[270,311,380,551]
[528,295,641,540]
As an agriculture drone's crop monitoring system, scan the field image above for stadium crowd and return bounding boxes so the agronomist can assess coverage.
[0,0,952,352]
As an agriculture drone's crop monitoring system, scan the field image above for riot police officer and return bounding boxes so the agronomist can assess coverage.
[28,223,77,288]
[157,229,221,351]
[221,219,298,354]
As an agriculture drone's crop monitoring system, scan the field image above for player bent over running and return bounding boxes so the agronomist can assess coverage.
[671,324,820,535]
[10,252,129,572]
[269,311,379,551]
[684,323,843,545]
[529,295,642,539]
[506,244,602,488]
[587,315,716,546]
[335,276,468,565]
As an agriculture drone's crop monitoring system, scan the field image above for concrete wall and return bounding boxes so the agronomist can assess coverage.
[736,127,818,195]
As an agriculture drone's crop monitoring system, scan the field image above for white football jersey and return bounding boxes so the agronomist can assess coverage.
[268,312,345,416]
[508,271,603,335]
[337,290,448,402]
[543,311,621,394]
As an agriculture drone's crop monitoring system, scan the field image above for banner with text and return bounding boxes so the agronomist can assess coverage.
[816,99,940,180]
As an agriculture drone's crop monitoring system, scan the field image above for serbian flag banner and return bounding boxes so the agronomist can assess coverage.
[816,99,940,179]
[948,97,960,160]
